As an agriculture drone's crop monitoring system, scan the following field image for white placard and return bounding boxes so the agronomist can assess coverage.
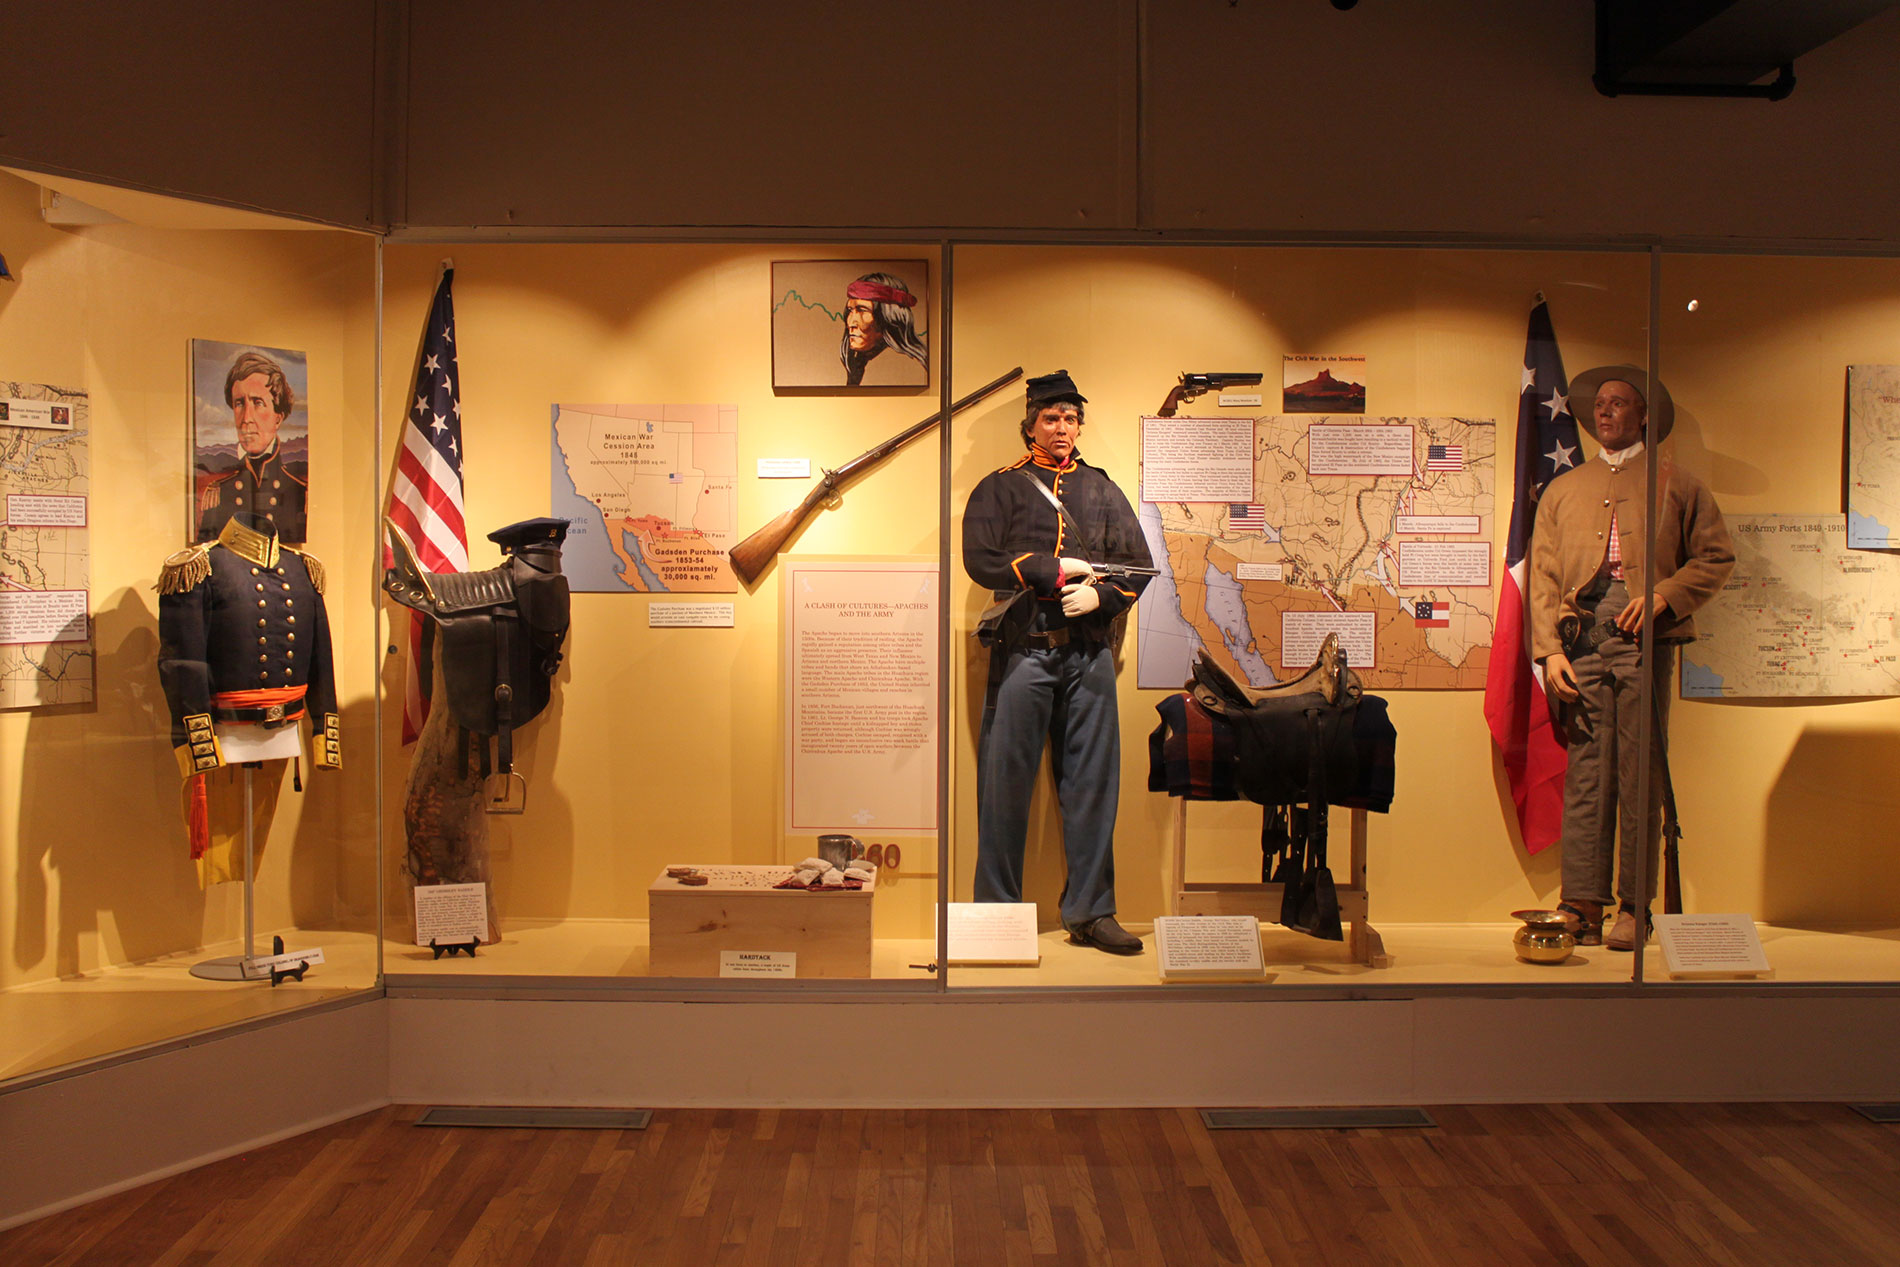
[757,458,811,479]
[249,946,325,971]
[1281,610,1377,668]
[1397,541,1492,587]
[944,902,1041,964]
[1140,416,1255,502]
[1154,916,1266,982]
[6,494,87,527]
[413,882,490,946]
[1655,914,1772,979]
[785,559,938,834]
[720,950,797,978]
[648,602,735,628]
[0,396,75,430]
[1396,514,1480,535]
[1235,561,1284,582]
[0,589,88,645]
[1306,424,1414,476]
[1217,392,1263,408]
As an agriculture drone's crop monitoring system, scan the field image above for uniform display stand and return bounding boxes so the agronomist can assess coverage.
[188,763,317,985]
[1168,800,1390,969]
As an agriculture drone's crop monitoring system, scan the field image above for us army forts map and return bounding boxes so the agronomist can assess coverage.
[0,380,92,709]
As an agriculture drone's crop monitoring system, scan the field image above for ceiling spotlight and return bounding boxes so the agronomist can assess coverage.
[1686,299,1699,311]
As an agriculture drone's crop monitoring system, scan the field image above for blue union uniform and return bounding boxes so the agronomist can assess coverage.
[961,448,1152,926]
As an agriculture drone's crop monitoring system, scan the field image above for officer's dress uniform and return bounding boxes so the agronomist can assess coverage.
[198,440,308,544]
[961,449,1152,927]
[158,514,339,885]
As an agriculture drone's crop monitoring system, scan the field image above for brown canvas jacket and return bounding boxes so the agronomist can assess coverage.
[1529,448,1735,662]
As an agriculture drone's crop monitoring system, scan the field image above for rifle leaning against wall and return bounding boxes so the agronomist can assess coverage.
[727,366,1024,585]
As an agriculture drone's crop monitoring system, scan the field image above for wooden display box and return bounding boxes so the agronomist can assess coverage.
[648,865,875,978]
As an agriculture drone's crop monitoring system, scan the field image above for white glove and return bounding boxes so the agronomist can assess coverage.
[1058,557,1095,583]
[1060,581,1102,617]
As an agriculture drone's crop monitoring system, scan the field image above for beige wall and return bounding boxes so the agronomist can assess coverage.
[0,171,381,991]
[380,240,1900,936]
[378,243,948,938]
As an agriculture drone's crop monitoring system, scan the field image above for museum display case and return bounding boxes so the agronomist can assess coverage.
[0,170,384,1084]
[8,169,1899,1089]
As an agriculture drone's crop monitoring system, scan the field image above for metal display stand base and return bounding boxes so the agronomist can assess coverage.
[187,764,318,987]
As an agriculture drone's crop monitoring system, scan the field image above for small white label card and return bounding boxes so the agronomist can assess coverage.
[1154,915,1266,982]
[1217,392,1264,408]
[720,950,797,978]
[649,602,735,628]
[1235,561,1284,582]
[414,881,489,947]
[757,458,811,479]
[944,901,1041,964]
[1655,914,1772,979]
[250,946,325,971]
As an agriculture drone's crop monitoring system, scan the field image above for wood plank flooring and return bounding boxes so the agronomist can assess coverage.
[5,1102,1900,1265]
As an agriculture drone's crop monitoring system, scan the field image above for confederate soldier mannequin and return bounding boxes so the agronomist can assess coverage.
[1530,366,1733,950]
[962,371,1153,953]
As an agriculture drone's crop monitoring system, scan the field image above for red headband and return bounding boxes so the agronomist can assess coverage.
[846,280,917,307]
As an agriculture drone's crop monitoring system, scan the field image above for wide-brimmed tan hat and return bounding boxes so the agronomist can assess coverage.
[1568,364,1673,443]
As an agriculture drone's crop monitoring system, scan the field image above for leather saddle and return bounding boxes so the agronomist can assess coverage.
[1185,635,1362,941]
[385,517,571,812]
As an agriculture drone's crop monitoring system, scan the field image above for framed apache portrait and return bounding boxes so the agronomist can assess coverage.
[771,259,930,391]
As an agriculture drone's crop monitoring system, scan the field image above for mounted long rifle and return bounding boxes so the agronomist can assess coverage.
[727,366,1024,585]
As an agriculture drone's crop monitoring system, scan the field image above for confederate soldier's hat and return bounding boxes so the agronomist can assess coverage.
[488,517,570,555]
[1026,370,1087,407]
[1568,365,1675,443]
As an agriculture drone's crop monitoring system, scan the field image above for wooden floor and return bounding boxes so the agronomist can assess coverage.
[6,1102,1900,1265]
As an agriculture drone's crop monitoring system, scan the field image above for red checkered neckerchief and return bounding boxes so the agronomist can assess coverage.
[1606,512,1624,580]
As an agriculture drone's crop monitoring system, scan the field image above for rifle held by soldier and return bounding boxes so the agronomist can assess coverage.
[728,366,1024,585]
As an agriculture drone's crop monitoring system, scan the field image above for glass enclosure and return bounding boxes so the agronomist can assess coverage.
[8,169,1899,1088]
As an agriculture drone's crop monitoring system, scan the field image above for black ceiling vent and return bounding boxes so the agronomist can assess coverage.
[1595,0,1897,99]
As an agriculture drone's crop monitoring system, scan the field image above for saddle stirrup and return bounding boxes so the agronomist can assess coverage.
[485,614,526,814]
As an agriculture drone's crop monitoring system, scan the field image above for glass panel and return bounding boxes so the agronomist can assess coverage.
[1651,251,1900,983]
[376,243,945,988]
[945,244,1653,988]
[0,170,382,1084]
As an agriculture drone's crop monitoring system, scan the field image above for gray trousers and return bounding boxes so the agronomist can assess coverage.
[974,641,1120,927]
[1559,581,1674,911]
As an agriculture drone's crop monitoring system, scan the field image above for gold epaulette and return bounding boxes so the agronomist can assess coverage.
[156,545,213,594]
[285,547,326,594]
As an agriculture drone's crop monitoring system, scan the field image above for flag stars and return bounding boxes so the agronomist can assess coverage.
[1546,438,1578,471]
[423,353,441,374]
[431,413,447,434]
[442,324,453,343]
[1541,389,1569,421]
[413,394,427,417]
[1521,364,1537,394]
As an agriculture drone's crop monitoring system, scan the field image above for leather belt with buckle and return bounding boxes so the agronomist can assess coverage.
[213,703,302,727]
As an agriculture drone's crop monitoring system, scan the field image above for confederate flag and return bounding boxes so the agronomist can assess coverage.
[1483,297,1581,852]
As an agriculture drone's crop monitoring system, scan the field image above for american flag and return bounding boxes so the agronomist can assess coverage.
[1229,503,1265,530]
[1426,444,1465,472]
[1482,297,1581,853]
[387,267,469,744]
[1414,599,1450,628]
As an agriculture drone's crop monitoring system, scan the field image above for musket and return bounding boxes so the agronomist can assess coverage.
[727,366,1024,584]
[1157,371,1265,417]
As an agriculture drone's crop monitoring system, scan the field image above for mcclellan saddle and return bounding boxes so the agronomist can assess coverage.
[384,517,572,812]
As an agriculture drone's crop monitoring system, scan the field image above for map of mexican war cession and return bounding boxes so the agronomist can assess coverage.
[0,380,93,708]
[1137,414,1495,691]
[1682,514,1900,699]
[551,403,737,593]
[1846,364,1900,549]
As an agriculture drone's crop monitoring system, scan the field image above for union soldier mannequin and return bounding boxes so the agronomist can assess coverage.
[961,371,1152,953]
[1530,367,1733,950]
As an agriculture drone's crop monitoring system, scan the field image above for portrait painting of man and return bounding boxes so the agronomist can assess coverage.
[190,339,311,544]
[771,259,930,390]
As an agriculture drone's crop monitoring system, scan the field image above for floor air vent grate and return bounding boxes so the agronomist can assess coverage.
[1201,1107,1436,1130]
[417,1107,653,1130]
